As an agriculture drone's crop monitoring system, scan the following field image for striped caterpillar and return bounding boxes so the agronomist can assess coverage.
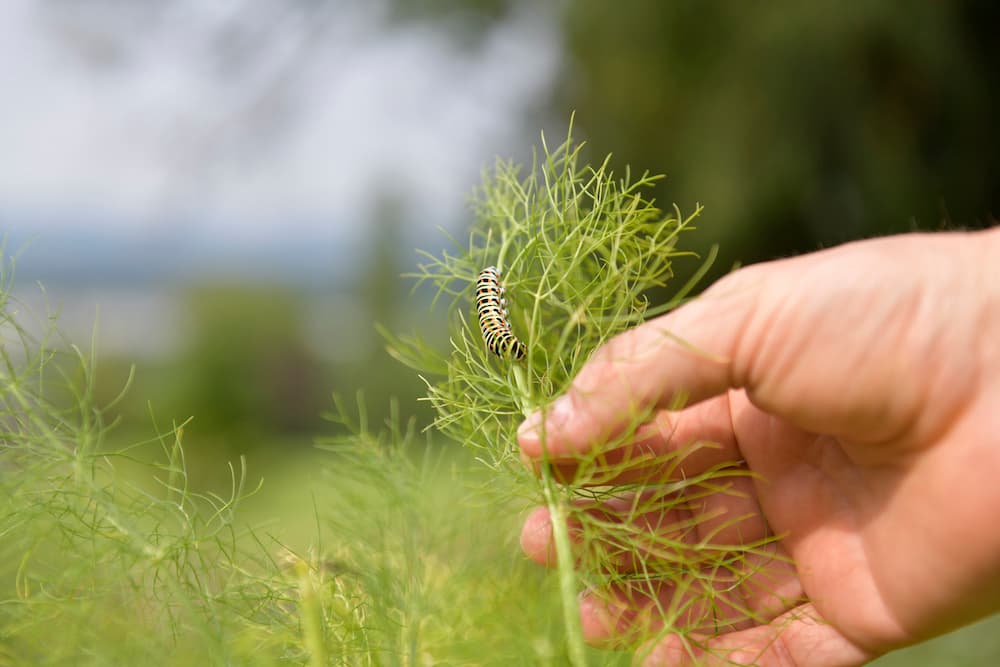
[476,266,526,360]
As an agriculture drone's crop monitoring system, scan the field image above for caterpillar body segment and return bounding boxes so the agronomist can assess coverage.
[476,266,527,360]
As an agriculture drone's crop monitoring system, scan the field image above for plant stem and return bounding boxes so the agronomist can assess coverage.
[514,368,586,665]
[540,463,588,667]
[512,365,531,417]
[297,560,327,667]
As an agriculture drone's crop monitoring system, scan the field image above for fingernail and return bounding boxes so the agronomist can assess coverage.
[518,409,544,440]
[519,507,554,565]
[518,395,573,442]
[578,591,630,644]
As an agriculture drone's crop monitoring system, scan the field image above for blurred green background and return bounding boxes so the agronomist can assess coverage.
[2,1,997,663]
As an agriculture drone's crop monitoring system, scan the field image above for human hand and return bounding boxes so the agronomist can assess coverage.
[517,227,1000,665]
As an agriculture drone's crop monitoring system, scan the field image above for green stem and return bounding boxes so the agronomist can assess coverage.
[540,463,588,667]
[512,365,531,417]
[513,365,586,666]
[298,561,327,667]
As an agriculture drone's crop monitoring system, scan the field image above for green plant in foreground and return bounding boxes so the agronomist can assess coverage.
[0,243,581,665]
[0,254,301,665]
[0,242,583,666]
[387,129,786,665]
[313,395,561,666]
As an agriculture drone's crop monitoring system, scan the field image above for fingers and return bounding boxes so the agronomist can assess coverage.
[519,506,558,566]
[637,603,876,667]
[518,268,764,462]
[575,545,803,648]
[579,592,874,665]
[521,394,745,485]
[520,475,769,571]
[577,577,756,648]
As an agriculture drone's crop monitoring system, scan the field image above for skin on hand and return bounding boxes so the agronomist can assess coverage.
[517,227,1000,666]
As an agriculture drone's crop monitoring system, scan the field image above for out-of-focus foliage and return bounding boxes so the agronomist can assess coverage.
[90,283,329,491]
[0,258,615,665]
[384,0,513,37]
[180,285,324,438]
[89,204,433,484]
[559,1,999,276]
[387,0,998,279]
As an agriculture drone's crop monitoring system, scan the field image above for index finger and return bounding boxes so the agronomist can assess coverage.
[518,268,763,460]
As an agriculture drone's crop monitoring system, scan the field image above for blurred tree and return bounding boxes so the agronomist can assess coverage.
[340,189,438,429]
[383,0,998,277]
[384,0,513,38]
[556,1,999,276]
[177,284,326,455]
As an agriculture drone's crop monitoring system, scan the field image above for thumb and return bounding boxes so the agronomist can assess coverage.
[518,266,767,460]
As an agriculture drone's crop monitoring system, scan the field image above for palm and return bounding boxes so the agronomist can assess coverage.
[729,389,910,652]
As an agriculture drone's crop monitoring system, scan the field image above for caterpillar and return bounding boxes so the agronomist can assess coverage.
[476,266,526,360]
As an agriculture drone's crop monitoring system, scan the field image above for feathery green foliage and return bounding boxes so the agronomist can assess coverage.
[0,246,614,665]
[0,258,273,663]
[313,395,573,665]
[386,127,789,664]
[393,130,708,462]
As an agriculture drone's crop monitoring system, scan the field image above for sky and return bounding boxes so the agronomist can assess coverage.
[0,0,560,284]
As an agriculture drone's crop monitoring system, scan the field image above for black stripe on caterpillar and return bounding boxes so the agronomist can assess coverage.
[476,266,526,360]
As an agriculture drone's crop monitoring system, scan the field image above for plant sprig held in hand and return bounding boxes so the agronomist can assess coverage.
[394,125,705,468]
[387,124,775,666]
